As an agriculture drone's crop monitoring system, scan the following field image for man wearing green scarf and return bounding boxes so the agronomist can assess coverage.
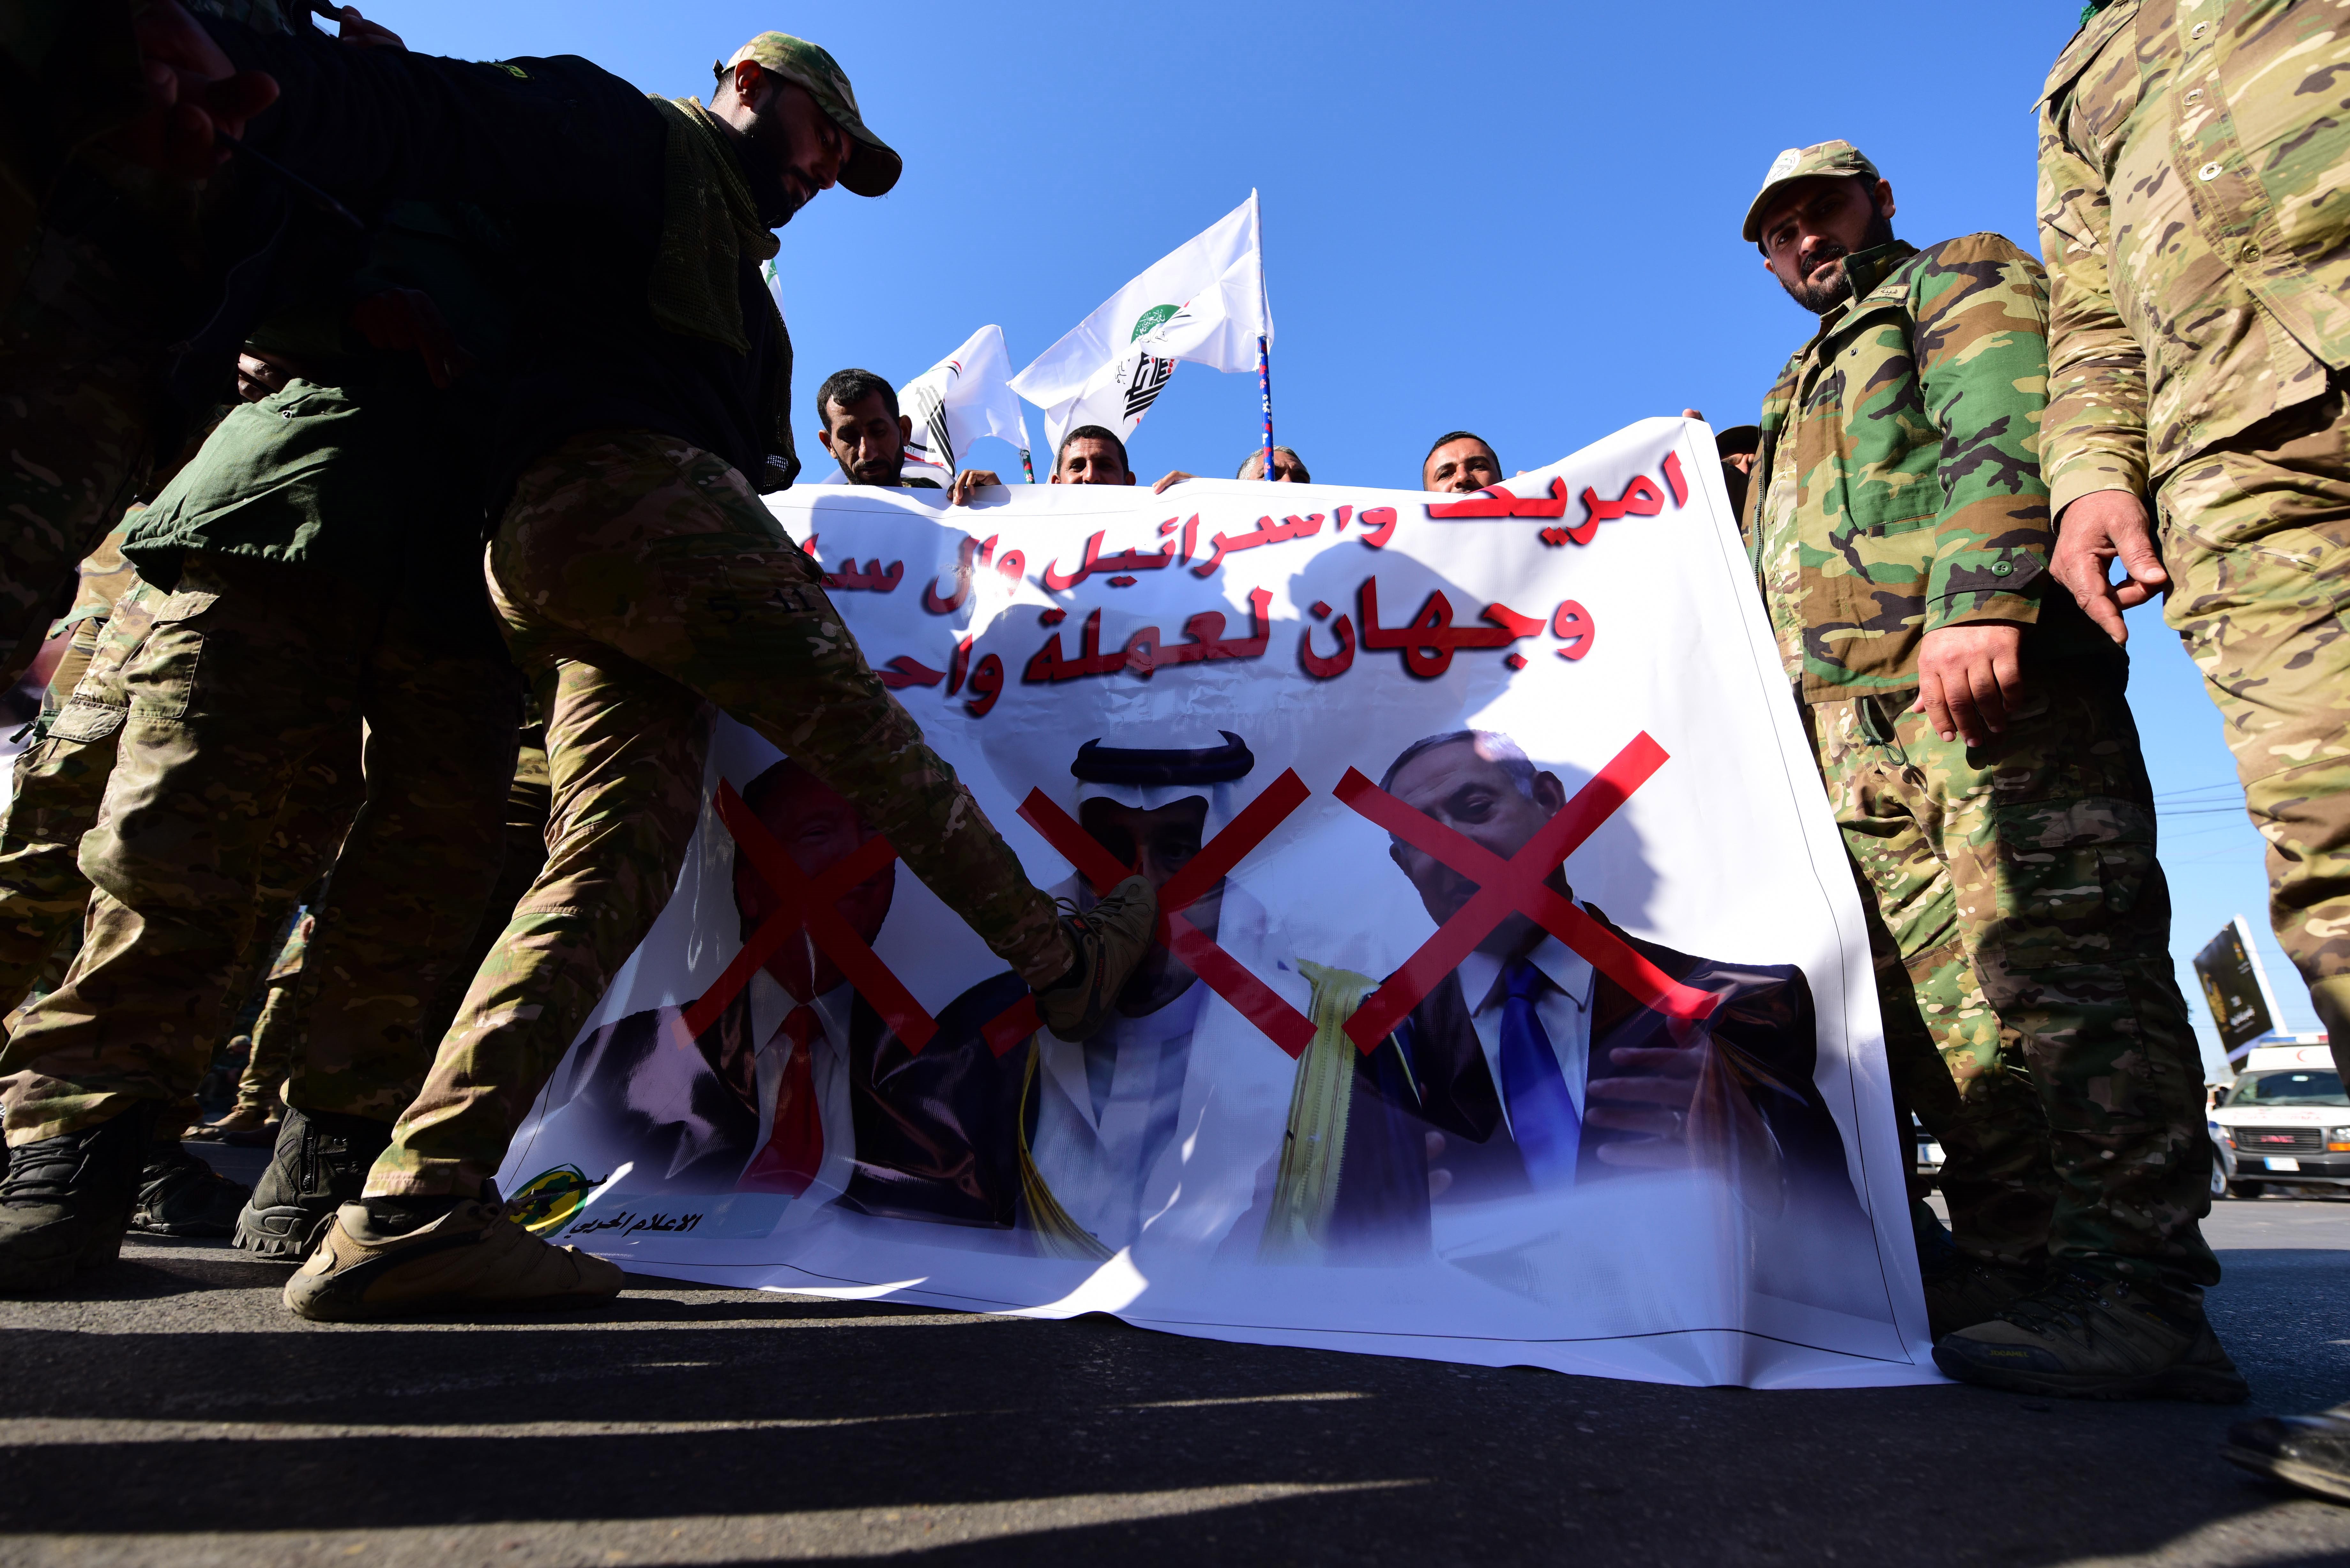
[293,32,1153,1323]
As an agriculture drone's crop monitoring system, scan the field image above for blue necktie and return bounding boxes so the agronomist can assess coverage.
[1499,956,1580,1189]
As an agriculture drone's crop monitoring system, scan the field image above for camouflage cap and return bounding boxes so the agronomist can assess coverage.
[715,32,901,197]
[1740,140,1880,243]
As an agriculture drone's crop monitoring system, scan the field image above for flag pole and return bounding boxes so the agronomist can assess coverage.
[1258,334,1273,483]
[1253,190,1272,481]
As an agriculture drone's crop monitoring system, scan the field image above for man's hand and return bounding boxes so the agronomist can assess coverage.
[347,288,473,388]
[235,350,303,402]
[948,469,1000,505]
[1912,621,2026,747]
[2052,489,2166,646]
[117,0,279,178]
[1586,1042,1702,1169]
[330,4,406,49]
[1425,1130,1453,1198]
[1151,470,1198,494]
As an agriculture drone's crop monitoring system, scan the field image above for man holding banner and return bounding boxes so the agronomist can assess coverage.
[814,366,998,500]
[1740,140,2238,1401]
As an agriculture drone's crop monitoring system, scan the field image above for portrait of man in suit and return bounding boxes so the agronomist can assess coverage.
[551,757,1029,1226]
[1258,729,1859,1261]
[1020,730,1278,1259]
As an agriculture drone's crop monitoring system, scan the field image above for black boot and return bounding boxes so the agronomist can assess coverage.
[234,1107,395,1261]
[132,1141,254,1237]
[0,1101,163,1293]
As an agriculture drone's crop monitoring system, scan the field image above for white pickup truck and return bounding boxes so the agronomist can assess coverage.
[2211,1043,2348,1199]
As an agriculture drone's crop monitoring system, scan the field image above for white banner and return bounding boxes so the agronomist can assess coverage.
[1009,192,1270,456]
[499,417,1935,1390]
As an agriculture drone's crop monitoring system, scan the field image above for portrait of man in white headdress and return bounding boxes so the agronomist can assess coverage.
[1016,729,1284,1260]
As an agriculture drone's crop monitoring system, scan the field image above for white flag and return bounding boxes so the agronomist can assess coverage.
[1009,191,1272,457]
[899,323,1033,478]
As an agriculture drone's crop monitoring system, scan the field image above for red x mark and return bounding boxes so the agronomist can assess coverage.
[1335,732,1720,1051]
[1009,772,1318,1057]
[684,781,938,1051]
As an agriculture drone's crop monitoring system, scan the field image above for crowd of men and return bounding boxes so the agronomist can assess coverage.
[2,0,2347,1503]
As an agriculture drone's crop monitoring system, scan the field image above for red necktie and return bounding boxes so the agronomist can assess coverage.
[738,1005,824,1195]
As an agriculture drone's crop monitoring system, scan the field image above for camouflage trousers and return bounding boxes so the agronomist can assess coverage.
[411,731,551,1064]
[0,551,519,1143]
[1808,668,2218,1289]
[369,430,1072,1197]
[0,222,157,690]
[2155,384,2350,1043]
[0,605,134,1033]
[232,910,313,1118]
[0,584,360,1037]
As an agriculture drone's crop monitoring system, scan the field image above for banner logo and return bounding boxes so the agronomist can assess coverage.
[1124,355,1176,420]
[905,384,955,472]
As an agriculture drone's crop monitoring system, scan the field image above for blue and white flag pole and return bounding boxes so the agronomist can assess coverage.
[1258,335,1273,481]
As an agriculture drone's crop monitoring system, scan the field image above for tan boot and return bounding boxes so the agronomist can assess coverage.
[283,1197,625,1322]
[1034,875,1158,1042]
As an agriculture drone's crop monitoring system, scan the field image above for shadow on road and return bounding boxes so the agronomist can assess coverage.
[0,1213,2344,1564]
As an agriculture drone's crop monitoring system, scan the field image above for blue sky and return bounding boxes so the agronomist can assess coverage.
[379,0,2314,1062]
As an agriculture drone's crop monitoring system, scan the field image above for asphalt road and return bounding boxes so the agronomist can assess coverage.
[1,1150,2346,1568]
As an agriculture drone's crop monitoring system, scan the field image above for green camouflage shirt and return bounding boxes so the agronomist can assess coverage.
[2038,0,2350,512]
[1741,235,2056,699]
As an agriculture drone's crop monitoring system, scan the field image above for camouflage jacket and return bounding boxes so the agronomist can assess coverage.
[1741,236,2058,700]
[2038,0,2350,512]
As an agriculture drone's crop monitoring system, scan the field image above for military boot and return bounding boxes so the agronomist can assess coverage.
[283,1188,625,1322]
[1034,875,1158,1042]
[131,1141,252,1237]
[1933,1266,2249,1403]
[235,1107,393,1260]
[2223,1401,2350,1504]
[0,1100,162,1293]
[1923,1258,2046,1341]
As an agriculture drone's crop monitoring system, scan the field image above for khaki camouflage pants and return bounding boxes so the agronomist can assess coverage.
[2155,384,2350,1043]
[0,584,360,1036]
[410,730,551,1065]
[232,910,312,1118]
[0,551,518,1143]
[0,224,156,690]
[1810,670,2217,1289]
[0,593,151,1028]
[368,430,1072,1197]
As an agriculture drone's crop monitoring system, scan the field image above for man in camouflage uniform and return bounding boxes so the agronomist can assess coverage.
[0,182,534,1291]
[1740,142,2240,1401]
[2024,0,2350,1417]
[297,32,1149,1323]
[0,528,350,1236]
[2,18,1155,1317]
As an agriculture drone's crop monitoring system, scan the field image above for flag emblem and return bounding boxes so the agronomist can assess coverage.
[1130,304,1179,342]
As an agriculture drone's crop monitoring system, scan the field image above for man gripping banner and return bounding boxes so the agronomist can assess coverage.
[499,416,1937,1390]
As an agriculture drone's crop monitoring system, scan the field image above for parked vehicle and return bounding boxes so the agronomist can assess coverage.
[2210,1043,2346,1199]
